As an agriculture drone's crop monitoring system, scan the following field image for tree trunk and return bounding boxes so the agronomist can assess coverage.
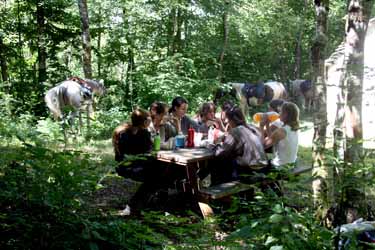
[329,0,375,226]
[36,0,47,83]
[77,0,92,78]
[182,0,190,50]
[342,0,374,162]
[293,0,308,79]
[97,4,102,78]
[0,35,8,83]
[218,0,230,83]
[172,6,183,54]
[311,0,330,216]
[122,7,135,108]
[17,0,24,83]
[167,7,177,56]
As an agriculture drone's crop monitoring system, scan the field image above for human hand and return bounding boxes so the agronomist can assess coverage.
[206,119,220,129]
[259,114,269,127]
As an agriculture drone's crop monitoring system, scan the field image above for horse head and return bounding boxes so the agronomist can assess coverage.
[83,79,106,96]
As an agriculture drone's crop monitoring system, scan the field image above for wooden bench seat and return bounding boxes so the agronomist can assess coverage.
[199,181,253,200]
[197,165,312,218]
[198,165,312,201]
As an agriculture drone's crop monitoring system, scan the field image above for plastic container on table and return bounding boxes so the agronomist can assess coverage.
[153,133,161,151]
[253,111,280,123]
[175,133,185,148]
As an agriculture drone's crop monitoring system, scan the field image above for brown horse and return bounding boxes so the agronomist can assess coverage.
[290,79,313,111]
[214,81,288,116]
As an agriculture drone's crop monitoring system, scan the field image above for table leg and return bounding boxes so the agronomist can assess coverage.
[185,162,199,195]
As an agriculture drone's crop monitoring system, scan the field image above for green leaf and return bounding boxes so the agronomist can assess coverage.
[265,236,278,246]
[89,242,99,250]
[272,204,284,214]
[269,214,284,223]
[270,245,284,250]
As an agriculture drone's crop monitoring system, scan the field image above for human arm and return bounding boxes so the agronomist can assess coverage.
[159,123,176,150]
[214,130,238,158]
[181,116,200,134]
[262,127,286,149]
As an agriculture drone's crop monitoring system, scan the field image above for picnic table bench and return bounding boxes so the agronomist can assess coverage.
[199,165,312,201]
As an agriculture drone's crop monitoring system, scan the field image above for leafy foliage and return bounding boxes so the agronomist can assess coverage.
[1,0,373,249]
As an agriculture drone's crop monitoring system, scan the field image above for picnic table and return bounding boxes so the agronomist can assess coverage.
[156,147,219,217]
[156,147,214,195]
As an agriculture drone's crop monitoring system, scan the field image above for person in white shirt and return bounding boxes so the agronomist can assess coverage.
[260,102,299,168]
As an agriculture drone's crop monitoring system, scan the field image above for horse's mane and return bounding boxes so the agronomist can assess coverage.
[112,123,130,157]
[68,76,87,86]
[68,77,104,95]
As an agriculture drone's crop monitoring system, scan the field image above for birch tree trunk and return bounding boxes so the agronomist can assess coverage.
[311,0,329,215]
[330,0,375,226]
[78,0,92,78]
[342,0,374,162]
[218,0,229,83]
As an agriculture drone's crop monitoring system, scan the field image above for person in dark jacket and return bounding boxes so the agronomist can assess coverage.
[112,108,166,213]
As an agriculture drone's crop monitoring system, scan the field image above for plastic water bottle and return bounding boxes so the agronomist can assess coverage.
[175,133,185,148]
[153,132,161,151]
[253,111,280,123]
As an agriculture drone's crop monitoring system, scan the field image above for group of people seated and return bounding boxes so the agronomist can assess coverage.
[112,96,300,212]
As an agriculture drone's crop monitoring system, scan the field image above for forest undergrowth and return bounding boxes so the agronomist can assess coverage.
[0,112,340,249]
[2,107,375,249]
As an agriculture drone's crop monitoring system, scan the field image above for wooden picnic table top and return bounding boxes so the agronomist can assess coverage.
[156,147,214,165]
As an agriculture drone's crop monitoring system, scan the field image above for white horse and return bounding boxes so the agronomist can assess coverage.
[45,77,105,132]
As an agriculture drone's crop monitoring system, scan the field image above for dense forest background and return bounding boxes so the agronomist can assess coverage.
[1,0,348,116]
[1,0,375,249]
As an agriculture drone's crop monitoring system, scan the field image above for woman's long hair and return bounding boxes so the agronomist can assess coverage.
[269,99,285,113]
[112,108,150,156]
[225,106,247,128]
[281,102,300,131]
[169,96,188,113]
[150,101,167,119]
[199,102,215,119]
[112,123,129,158]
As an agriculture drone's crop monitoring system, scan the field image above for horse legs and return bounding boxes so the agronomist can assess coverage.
[78,111,83,135]
[86,104,91,135]
[66,110,80,138]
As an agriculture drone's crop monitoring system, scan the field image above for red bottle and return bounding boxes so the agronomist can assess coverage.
[187,126,195,148]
